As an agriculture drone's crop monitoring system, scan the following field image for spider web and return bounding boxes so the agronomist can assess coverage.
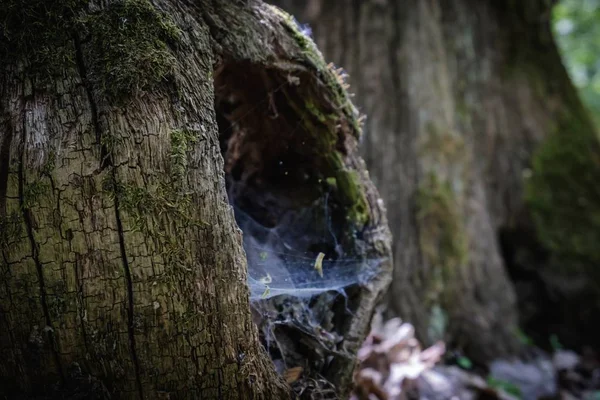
[231,192,381,302]
[215,49,382,302]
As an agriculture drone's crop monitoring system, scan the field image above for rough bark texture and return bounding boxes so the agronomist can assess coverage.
[0,0,392,398]
[272,0,600,362]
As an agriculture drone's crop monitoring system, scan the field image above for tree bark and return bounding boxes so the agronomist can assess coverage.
[0,0,392,398]
[272,0,600,362]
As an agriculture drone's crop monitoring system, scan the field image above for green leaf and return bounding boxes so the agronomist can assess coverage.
[456,356,472,370]
[487,376,523,399]
[550,334,563,351]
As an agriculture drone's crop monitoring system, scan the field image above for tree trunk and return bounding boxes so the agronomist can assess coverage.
[272,0,600,362]
[0,0,392,398]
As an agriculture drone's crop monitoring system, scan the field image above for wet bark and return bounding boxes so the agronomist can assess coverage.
[272,0,599,362]
[0,0,392,398]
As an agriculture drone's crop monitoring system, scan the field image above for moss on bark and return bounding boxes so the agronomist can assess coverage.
[416,173,468,303]
[0,0,85,76]
[526,100,600,279]
[0,0,179,100]
[269,5,363,137]
[81,0,181,101]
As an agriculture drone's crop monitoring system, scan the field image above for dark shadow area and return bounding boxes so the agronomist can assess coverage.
[499,225,600,355]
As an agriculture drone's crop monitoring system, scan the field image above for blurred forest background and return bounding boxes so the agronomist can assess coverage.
[554,0,600,127]
[272,0,600,398]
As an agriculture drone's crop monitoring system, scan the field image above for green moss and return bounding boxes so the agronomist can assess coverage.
[259,6,372,234]
[281,86,369,229]
[305,100,330,124]
[101,126,203,235]
[416,174,468,308]
[420,122,466,162]
[0,0,179,99]
[326,177,338,189]
[526,108,600,278]
[102,127,204,234]
[416,173,468,275]
[102,175,200,296]
[23,180,50,209]
[269,5,362,137]
[322,144,369,228]
[336,170,369,227]
[106,181,195,234]
[0,0,86,77]
[268,6,312,53]
[518,46,600,281]
[81,0,180,101]
[100,133,125,154]
[170,129,197,186]
[286,21,311,52]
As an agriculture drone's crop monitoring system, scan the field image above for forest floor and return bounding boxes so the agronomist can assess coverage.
[351,317,600,400]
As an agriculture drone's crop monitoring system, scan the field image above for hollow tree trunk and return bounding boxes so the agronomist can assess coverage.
[0,0,392,398]
[273,0,600,362]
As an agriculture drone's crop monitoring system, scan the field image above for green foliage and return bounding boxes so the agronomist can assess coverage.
[515,328,534,346]
[550,334,563,350]
[487,376,522,399]
[553,0,600,125]
[456,355,472,370]
[81,0,180,101]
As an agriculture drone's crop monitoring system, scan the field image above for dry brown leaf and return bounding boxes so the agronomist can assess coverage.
[420,342,446,366]
[353,317,447,400]
[283,366,303,384]
[355,368,389,400]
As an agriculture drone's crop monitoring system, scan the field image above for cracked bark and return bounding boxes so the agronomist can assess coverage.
[72,33,111,171]
[18,157,66,386]
[111,170,144,400]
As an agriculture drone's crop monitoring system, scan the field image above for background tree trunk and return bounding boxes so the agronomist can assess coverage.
[272,0,600,363]
[0,0,392,398]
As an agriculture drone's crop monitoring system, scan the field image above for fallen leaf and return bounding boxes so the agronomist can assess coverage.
[284,366,303,384]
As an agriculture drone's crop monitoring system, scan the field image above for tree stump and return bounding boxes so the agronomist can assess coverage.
[0,1,392,398]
